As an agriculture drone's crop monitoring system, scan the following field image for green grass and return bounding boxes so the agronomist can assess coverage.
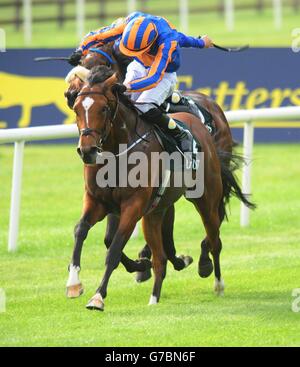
[1,0,300,47]
[0,143,300,346]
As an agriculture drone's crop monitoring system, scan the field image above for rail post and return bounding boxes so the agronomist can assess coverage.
[179,0,189,34]
[224,0,234,32]
[8,141,25,252]
[240,121,254,227]
[273,0,282,30]
[23,0,32,46]
[127,0,137,14]
[76,0,85,40]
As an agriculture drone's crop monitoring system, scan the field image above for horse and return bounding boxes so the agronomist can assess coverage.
[65,41,236,285]
[67,65,254,311]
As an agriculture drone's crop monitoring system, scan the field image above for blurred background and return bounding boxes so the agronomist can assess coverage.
[1,0,300,47]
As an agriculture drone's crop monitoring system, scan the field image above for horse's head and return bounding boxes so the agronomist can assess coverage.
[64,42,120,113]
[81,42,116,69]
[73,65,124,164]
[81,41,131,81]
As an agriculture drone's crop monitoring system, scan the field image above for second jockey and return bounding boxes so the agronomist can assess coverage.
[69,12,213,153]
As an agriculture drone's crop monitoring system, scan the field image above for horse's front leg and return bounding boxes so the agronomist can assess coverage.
[66,192,107,298]
[86,201,144,311]
[105,214,152,275]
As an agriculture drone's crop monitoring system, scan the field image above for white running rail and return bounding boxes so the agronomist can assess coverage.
[1,106,300,252]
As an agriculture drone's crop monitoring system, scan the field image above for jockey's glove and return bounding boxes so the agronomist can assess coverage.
[112,83,127,95]
[68,50,83,66]
[198,35,213,48]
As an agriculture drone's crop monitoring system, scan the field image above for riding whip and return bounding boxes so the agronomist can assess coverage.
[34,56,70,62]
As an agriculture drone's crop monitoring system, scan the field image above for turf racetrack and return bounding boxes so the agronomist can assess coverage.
[0,144,299,346]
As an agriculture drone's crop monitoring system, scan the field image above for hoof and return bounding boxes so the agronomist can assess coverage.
[148,295,158,305]
[66,283,84,298]
[136,268,152,283]
[178,255,193,268]
[214,278,225,296]
[135,257,152,283]
[86,293,104,311]
[137,257,152,272]
[198,260,213,278]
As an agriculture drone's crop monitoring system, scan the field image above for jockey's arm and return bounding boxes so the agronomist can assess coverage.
[177,32,213,48]
[79,22,127,55]
[77,12,144,55]
[126,40,178,93]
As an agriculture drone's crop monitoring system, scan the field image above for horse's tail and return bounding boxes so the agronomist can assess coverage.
[217,149,256,222]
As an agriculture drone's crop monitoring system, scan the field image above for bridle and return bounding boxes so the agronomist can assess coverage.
[89,48,116,66]
[76,90,119,151]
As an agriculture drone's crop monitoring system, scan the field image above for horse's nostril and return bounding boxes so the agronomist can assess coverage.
[77,147,82,157]
[77,146,98,163]
[90,146,98,155]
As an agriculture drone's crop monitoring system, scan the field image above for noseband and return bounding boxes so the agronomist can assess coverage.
[76,90,119,151]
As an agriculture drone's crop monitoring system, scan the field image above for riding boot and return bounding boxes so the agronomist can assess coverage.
[142,108,193,153]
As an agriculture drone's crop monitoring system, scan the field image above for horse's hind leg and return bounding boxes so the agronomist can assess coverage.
[191,197,225,296]
[142,212,167,305]
[105,214,152,275]
[162,205,193,271]
[135,243,152,283]
[136,204,193,283]
[199,238,214,278]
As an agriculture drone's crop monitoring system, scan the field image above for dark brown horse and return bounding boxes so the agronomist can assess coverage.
[66,65,254,310]
[65,42,236,285]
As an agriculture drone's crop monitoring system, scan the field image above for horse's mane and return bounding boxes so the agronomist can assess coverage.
[87,65,139,113]
[87,65,114,86]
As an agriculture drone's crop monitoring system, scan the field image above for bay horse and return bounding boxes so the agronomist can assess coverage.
[67,65,254,311]
[65,42,236,286]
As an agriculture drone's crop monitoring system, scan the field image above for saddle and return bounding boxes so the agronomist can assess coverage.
[148,120,202,212]
[153,119,201,172]
[162,91,215,135]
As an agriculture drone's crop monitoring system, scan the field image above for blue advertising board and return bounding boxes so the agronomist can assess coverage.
[0,48,299,142]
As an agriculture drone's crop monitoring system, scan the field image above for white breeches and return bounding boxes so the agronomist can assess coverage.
[124,60,177,113]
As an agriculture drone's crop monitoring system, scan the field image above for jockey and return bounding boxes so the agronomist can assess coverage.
[69,12,213,153]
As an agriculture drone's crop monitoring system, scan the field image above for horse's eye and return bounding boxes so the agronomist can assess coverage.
[102,107,108,113]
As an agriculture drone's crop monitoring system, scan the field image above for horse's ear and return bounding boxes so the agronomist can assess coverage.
[104,72,119,88]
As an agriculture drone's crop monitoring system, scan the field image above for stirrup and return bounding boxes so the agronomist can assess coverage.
[168,122,193,154]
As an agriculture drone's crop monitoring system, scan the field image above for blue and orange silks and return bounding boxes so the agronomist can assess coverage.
[78,12,205,92]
